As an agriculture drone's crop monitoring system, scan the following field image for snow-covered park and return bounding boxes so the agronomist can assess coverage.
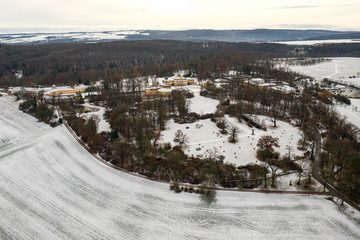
[160,85,304,166]
[161,116,303,166]
[1,94,360,239]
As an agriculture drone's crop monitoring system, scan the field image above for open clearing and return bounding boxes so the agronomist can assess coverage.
[335,98,360,129]
[285,57,360,81]
[1,95,360,239]
[161,116,303,166]
[162,85,304,166]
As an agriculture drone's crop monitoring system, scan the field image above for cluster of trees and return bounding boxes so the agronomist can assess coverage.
[319,111,360,203]
[274,57,331,66]
[199,69,360,198]
[18,93,54,123]
[64,111,250,188]
[255,135,303,187]
[306,43,360,58]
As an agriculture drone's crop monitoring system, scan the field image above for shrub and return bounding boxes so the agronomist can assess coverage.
[199,113,214,120]
[216,121,226,129]
[220,129,228,134]
[170,182,182,193]
[334,94,351,105]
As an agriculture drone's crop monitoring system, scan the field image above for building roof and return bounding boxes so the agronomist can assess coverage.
[158,88,172,93]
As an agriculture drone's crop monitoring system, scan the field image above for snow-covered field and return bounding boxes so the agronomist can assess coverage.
[0,96,48,149]
[284,57,360,128]
[285,57,360,81]
[0,31,149,44]
[161,116,304,166]
[1,95,360,239]
[335,98,360,129]
[333,77,360,88]
[189,89,219,115]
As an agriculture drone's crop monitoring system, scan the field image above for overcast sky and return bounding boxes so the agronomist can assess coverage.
[0,0,359,33]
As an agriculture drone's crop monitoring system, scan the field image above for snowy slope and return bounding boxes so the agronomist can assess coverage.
[0,95,360,239]
[335,99,360,129]
[0,95,49,149]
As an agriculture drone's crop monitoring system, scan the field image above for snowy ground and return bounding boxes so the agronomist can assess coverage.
[260,157,324,192]
[284,57,360,81]
[334,98,360,129]
[0,31,149,44]
[269,171,323,192]
[80,103,111,133]
[1,94,360,239]
[161,115,304,166]
[0,95,48,149]
[188,86,219,115]
[333,77,360,88]
[282,57,360,129]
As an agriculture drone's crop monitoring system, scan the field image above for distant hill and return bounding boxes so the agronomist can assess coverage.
[0,29,359,45]
[129,29,355,42]
[306,32,360,40]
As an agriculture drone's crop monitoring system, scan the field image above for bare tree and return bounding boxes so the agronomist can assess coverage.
[268,162,281,187]
[269,92,281,127]
[256,135,280,161]
[285,145,294,160]
[259,161,269,188]
[173,130,189,148]
[227,124,239,143]
[217,118,227,134]
[151,130,162,147]
[256,135,280,187]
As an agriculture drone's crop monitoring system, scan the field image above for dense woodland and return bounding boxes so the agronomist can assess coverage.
[1,41,360,87]
[7,40,360,204]
[0,41,290,86]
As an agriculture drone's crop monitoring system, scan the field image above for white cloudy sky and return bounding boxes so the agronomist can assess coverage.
[0,0,359,33]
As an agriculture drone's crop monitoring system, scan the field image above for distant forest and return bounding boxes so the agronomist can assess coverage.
[0,40,360,87]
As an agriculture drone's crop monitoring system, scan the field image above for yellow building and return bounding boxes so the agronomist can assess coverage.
[163,77,195,86]
[163,79,175,86]
[45,86,84,96]
[157,88,172,96]
[144,87,172,97]
[145,87,160,94]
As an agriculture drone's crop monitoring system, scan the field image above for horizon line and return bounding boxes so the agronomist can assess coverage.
[1,28,359,35]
